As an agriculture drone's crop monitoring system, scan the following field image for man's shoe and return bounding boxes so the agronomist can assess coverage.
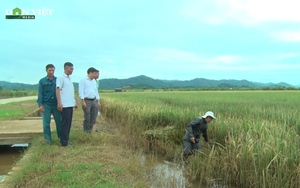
[43,140,51,145]
[62,144,72,148]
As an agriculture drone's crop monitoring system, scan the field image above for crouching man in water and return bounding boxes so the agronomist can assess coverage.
[183,111,216,157]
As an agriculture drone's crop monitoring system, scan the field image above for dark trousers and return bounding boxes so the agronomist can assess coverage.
[42,103,62,142]
[83,99,98,133]
[61,107,73,146]
[183,139,201,156]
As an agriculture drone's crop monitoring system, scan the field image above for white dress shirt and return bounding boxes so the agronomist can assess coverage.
[79,77,100,100]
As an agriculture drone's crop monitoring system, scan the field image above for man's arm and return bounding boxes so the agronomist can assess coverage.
[56,87,62,111]
[202,128,208,142]
[37,80,44,111]
[187,118,200,137]
[79,79,87,109]
[78,79,85,100]
[94,80,101,109]
[187,118,200,143]
[56,77,63,111]
[94,80,100,100]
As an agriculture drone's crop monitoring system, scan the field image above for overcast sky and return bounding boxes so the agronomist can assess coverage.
[1,0,299,86]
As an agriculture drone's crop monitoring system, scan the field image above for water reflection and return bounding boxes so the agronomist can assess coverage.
[11,143,29,147]
[0,175,4,182]
[152,160,186,188]
[0,144,28,176]
[141,154,229,188]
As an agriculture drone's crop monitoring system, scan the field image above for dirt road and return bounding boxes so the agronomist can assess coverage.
[0,96,37,105]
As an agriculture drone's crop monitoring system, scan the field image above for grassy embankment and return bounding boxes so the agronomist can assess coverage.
[0,99,153,188]
[0,100,38,120]
[2,90,300,187]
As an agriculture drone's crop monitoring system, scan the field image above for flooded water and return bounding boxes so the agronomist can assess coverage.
[142,154,229,188]
[0,144,28,181]
[150,160,186,188]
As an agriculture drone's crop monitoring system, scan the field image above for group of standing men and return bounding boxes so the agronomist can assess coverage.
[37,62,101,147]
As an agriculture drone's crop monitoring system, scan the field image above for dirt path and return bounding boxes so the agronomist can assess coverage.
[0,96,37,105]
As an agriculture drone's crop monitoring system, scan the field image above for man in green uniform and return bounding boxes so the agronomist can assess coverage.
[37,64,62,145]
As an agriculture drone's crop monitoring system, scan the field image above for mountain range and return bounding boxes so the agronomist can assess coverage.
[0,75,297,90]
[99,75,296,89]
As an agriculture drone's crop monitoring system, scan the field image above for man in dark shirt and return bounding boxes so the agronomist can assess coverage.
[183,111,216,157]
[37,64,62,145]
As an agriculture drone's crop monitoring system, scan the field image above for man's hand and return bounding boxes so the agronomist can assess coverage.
[81,101,87,109]
[39,106,44,112]
[98,101,101,110]
[57,103,63,111]
[190,137,195,143]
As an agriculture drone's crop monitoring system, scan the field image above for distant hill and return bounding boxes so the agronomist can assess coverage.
[0,81,38,90]
[0,75,297,90]
[99,75,169,89]
[99,75,296,89]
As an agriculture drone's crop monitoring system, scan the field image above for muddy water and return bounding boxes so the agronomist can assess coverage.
[150,160,186,188]
[152,161,229,188]
[0,144,28,182]
[143,155,229,188]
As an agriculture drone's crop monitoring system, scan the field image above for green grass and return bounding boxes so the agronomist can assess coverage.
[6,130,148,188]
[1,98,151,188]
[0,100,37,120]
[0,90,37,98]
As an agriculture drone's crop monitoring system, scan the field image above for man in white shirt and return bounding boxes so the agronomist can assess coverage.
[79,67,100,133]
[56,62,77,147]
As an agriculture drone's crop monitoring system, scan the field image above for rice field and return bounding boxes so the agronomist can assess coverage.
[100,90,300,187]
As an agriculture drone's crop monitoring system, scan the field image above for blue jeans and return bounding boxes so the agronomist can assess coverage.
[42,103,62,143]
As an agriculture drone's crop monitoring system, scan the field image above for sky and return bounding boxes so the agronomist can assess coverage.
[1,0,299,86]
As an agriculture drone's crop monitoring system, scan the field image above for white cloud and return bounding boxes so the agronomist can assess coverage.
[147,48,300,73]
[255,63,300,69]
[207,55,242,64]
[181,0,300,25]
[152,49,242,64]
[276,53,300,59]
[272,30,300,42]
[203,62,300,71]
